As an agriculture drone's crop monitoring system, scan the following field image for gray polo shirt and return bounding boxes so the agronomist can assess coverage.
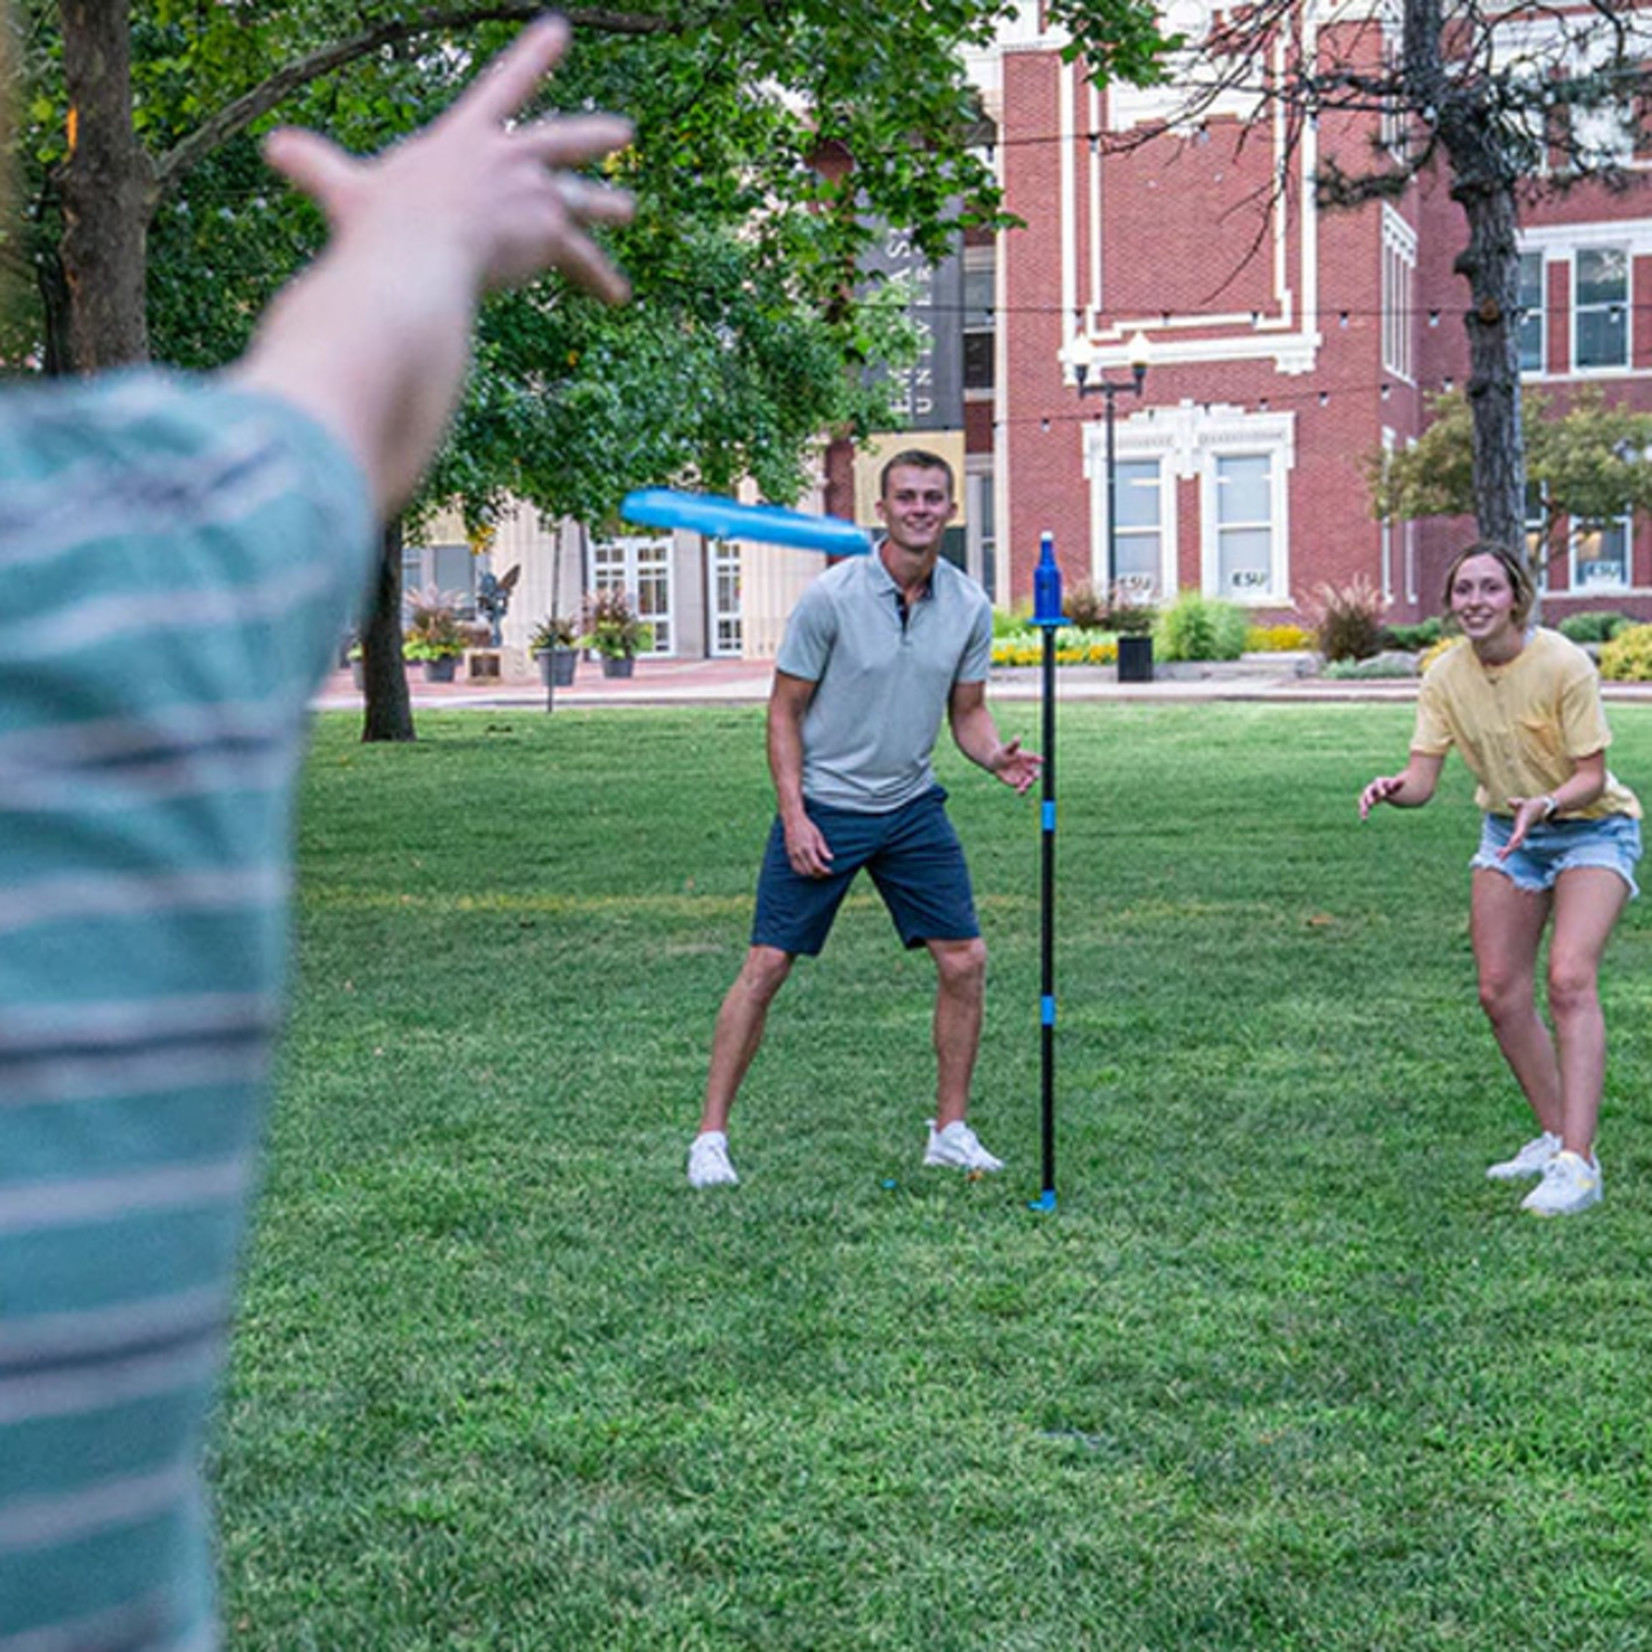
[776,548,993,811]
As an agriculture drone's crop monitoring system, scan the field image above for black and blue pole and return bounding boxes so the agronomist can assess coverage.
[1029,531,1062,1213]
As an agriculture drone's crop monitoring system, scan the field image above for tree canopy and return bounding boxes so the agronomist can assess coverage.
[5,0,1170,737]
[1371,385,1652,574]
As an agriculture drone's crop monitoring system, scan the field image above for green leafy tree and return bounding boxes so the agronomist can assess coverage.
[5,0,1168,737]
[1371,386,1652,581]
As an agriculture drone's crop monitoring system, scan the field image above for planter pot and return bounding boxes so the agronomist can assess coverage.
[537,648,578,688]
[421,656,459,684]
[1117,635,1155,683]
[600,654,635,680]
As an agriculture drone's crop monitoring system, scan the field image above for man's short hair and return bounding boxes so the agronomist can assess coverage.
[879,448,955,500]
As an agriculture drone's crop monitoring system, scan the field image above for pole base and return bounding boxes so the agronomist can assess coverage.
[1027,1189,1058,1213]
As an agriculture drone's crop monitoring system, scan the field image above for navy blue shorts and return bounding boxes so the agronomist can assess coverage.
[752,787,980,956]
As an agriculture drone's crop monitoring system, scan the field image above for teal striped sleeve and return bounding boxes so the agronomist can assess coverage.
[0,371,372,1652]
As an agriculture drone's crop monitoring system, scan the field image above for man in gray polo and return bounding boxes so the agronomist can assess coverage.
[689,449,1041,1188]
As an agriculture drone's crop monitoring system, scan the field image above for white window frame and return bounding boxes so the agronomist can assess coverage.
[710,539,743,658]
[1381,208,1417,383]
[1379,428,1396,604]
[1106,456,1167,602]
[964,461,997,601]
[1090,402,1292,606]
[1526,483,1551,592]
[1203,448,1289,605]
[1517,250,1546,375]
[1077,422,1182,604]
[591,534,674,655]
[1571,514,1634,592]
[1379,3,1407,164]
[1572,243,1631,373]
[962,245,995,398]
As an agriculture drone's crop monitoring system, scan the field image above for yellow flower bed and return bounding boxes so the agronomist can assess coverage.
[1244,623,1315,652]
[992,634,1119,667]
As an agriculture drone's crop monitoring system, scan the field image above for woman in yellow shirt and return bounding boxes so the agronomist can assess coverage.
[1360,542,1642,1216]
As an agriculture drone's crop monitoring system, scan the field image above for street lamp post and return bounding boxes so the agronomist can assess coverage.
[1065,329,1152,595]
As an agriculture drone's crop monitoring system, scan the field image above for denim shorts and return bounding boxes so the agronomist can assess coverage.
[1472,811,1642,899]
[752,786,980,956]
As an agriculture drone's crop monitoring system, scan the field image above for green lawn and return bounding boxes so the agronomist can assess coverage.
[219,703,1652,1650]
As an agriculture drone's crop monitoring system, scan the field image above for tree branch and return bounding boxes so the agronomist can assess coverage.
[153,3,690,199]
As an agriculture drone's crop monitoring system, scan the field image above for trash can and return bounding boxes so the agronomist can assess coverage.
[1118,635,1155,683]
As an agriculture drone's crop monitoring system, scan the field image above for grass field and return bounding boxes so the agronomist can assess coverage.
[217,702,1652,1650]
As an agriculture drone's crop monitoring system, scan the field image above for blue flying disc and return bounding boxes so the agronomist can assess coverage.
[621,489,872,555]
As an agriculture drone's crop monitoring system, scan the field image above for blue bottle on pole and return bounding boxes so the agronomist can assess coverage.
[1034,531,1063,628]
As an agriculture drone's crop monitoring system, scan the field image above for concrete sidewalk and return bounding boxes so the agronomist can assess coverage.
[314,657,1652,711]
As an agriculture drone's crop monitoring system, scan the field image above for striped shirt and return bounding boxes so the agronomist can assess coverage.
[0,373,372,1650]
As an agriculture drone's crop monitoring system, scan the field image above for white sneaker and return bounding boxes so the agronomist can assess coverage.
[1486,1130,1562,1181]
[1521,1149,1603,1217]
[923,1119,1005,1174]
[687,1131,739,1189]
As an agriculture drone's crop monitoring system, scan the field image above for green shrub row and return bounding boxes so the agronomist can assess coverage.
[1558,609,1636,644]
[1154,591,1250,662]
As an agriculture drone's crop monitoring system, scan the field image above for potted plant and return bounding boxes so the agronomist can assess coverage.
[583,588,651,679]
[403,584,467,683]
[1107,587,1158,683]
[529,613,581,688]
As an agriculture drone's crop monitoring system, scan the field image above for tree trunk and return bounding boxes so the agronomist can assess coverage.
[1405,0,1527,562]
[36,245,73,376]
[57,1,154,369]
[1451,173,1526,557]
[362,519,416,743]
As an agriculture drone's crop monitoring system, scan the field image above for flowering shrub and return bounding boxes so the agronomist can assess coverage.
[1417,634,1465,674]
[1244,623,1315,652]
[992,629,1119,667]
[1599,624,1652,681]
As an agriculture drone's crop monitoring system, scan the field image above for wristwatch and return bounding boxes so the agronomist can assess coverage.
[1538,794,1560,820]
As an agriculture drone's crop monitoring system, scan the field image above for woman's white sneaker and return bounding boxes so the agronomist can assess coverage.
[1520,1150,1602,1217]
[688,1131,739,1188]
[1486,1130,1561,1181]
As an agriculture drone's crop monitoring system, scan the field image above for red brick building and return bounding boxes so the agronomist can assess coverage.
[966,7,1652,625]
